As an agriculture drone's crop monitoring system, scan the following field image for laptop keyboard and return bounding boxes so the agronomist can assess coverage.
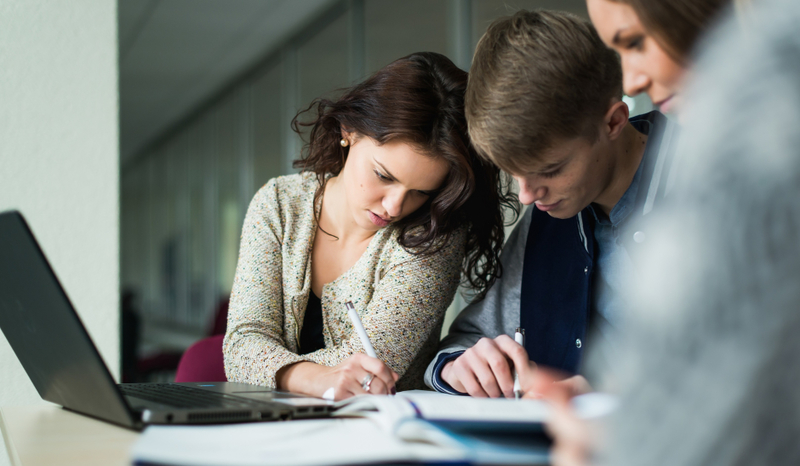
[119,383,267,409]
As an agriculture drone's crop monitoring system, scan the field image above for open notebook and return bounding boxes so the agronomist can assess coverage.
[131,390,617,465]
[131,391,585,465]
[335,390,554,465]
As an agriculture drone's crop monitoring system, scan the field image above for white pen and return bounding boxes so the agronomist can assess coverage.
[345,301,377,358]
[513,327,525,400]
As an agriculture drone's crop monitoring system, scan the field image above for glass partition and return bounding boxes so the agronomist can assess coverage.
[251,63,284,192]
[122,0,650,378]
[364,0,449,74]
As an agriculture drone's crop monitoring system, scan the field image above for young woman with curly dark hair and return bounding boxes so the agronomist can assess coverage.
[223,52,517,400]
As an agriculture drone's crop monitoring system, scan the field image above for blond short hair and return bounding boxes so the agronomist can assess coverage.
[466,10,622,174]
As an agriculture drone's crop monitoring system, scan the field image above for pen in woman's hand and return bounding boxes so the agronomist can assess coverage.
[344,301,398,396]
[346,301,378,358]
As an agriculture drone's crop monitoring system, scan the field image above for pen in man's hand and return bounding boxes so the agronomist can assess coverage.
[513,327,525,399]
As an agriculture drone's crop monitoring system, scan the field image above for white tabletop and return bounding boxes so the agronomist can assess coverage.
[0,405,138,466]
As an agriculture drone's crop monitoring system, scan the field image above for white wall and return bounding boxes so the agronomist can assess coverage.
[0,0,118,463]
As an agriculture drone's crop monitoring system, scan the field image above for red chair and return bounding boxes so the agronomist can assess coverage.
[138,299,230,382]
[174,334,227,383]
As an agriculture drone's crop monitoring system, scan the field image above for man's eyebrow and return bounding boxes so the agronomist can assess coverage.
[533,160,565,172]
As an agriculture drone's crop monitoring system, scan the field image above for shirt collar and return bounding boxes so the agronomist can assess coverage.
[591,111,661,228]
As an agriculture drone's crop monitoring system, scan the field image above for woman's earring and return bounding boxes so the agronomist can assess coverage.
[340,138,349,147]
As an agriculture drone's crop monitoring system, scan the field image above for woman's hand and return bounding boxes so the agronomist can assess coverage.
[276,353,399,401]
[524,369,596,466]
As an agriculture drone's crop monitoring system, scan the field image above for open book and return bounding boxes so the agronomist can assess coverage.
[335,390,550,426]
[333,390,552,465]
[131,418,467,466]
[335,390,617,425]
[130,391,614,465]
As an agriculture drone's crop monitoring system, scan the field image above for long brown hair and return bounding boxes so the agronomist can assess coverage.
[611,0,731,61]
[292,52,519,301]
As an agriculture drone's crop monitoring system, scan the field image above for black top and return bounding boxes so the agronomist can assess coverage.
[298,291,325,355]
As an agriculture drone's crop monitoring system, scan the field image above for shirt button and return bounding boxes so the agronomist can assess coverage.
[583,266,589,274]
[575,338,582,348]
[633,231,646,243]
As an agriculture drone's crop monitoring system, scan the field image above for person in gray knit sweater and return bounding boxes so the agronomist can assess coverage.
[223,52,517,400]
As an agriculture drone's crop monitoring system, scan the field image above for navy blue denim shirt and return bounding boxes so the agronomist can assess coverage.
[590,116,655,335]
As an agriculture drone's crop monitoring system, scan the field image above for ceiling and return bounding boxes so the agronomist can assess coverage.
[119,0,337,164]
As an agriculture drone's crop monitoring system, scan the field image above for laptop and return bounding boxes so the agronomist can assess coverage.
[0,210,334,430]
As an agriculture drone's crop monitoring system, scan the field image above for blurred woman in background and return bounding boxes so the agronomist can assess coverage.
[588,0,730,115]
[531,0,734,464]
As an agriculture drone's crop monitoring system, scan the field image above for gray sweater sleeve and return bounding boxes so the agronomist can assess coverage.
[423,207,533,390]
[602,4,800,464]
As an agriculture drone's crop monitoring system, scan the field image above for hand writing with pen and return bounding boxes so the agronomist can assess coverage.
[441,334,595,466]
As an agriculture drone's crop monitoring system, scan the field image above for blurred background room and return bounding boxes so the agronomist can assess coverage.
[1,0,655,403]
[119,0,653,383]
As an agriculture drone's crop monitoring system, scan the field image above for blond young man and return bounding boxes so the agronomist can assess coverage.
[424,10,679,397]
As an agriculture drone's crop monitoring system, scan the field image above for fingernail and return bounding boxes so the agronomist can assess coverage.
[391,387,396,395]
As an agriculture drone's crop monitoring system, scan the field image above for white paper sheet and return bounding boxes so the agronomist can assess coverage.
[130,418,461,466]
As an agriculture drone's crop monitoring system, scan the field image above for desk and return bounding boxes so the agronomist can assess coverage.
[1,403,550,466]
[0,405,138,466]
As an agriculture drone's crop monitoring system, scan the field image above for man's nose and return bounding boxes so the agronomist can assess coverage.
[514,176,546,206]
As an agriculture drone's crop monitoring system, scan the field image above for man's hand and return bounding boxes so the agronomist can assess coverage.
[440,335,535,398]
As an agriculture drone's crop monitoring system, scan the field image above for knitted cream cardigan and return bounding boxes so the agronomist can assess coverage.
[223,172,465,390]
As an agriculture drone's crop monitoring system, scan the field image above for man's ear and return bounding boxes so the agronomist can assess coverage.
[604,99,630,141]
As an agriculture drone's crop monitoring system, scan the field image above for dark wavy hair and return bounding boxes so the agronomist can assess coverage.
[292,52,519,301]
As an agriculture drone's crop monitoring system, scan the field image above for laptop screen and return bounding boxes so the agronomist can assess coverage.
[0,211,135,428]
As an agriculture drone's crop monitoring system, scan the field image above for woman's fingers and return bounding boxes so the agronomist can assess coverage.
[553,375,592,398]
[354,371,390,395]
[522,368,595,466]
[524,368,589,401]
[546,399,593,466]
[331,353,397,399]
[356,354,397,392]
